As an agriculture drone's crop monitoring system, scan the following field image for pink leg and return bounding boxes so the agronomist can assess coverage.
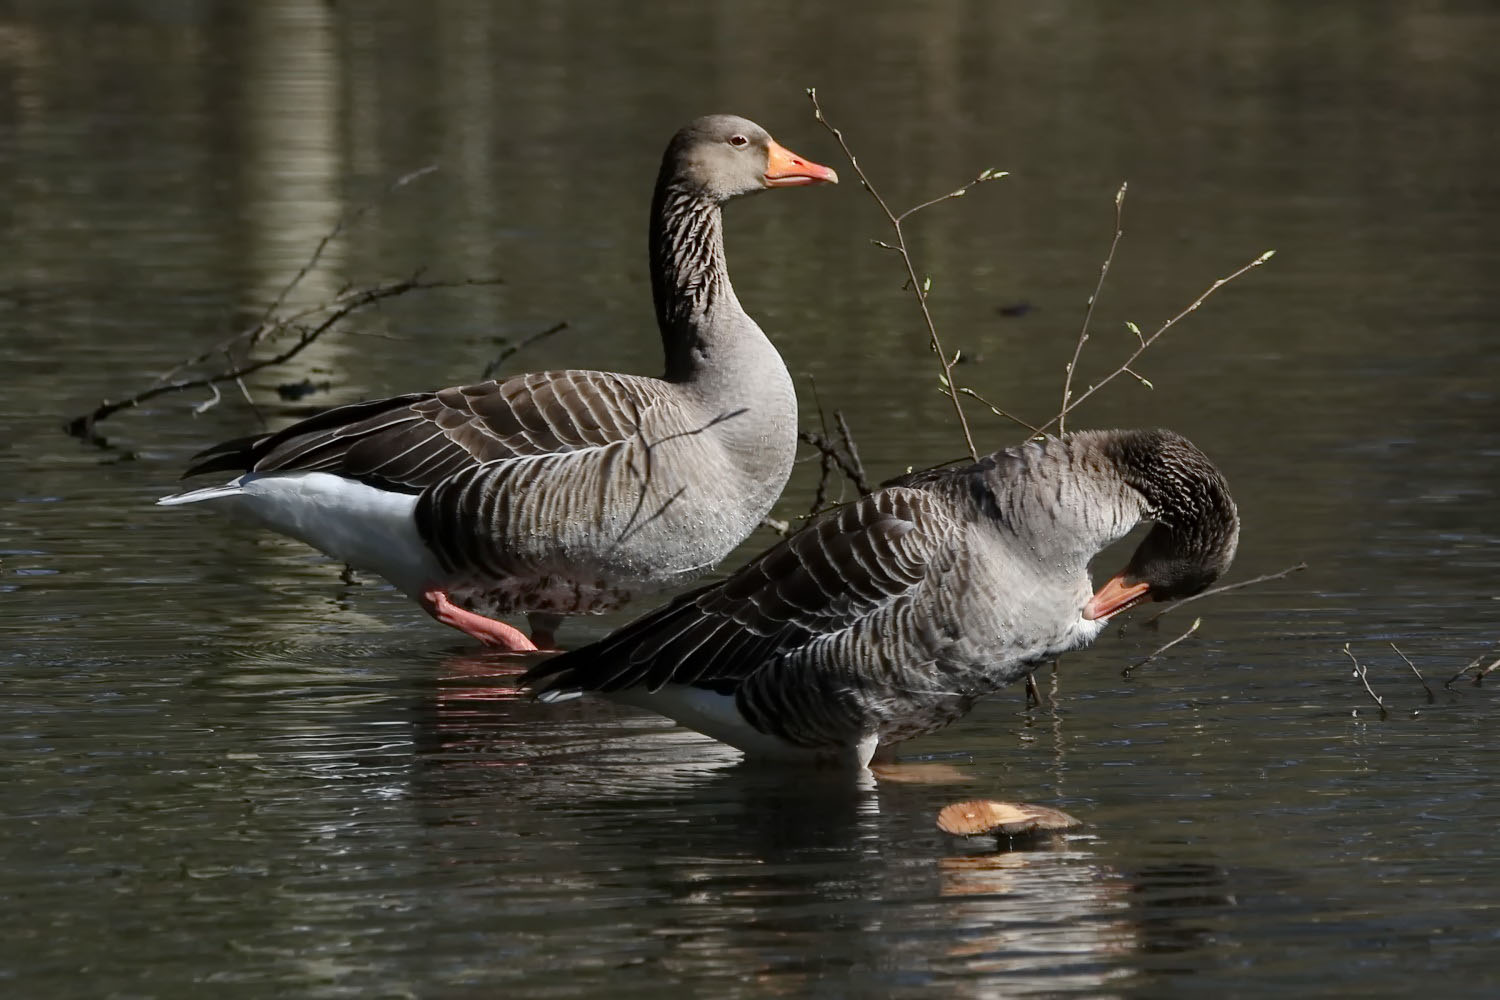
[420,588,537,652]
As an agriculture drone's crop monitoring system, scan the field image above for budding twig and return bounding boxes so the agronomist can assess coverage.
[958,387,1041,436]
[1037,249,1275,437]
[807,87,1007,461]
[1123,617,1202,678]
[1059,182,1126,436]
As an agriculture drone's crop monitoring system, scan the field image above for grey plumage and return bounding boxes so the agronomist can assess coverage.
[524,429,1241,766]
[162,116,837,641]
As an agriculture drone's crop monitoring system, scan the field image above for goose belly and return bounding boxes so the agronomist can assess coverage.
[207,472,439,596]
[609,685,877,767]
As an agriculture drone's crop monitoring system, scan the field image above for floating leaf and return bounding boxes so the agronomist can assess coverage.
[936,800,1082,837]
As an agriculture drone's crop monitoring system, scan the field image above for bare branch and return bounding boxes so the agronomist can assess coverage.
[254,163,438,332]
[479,321,569,381]
[834,410,868,495]
[1444,655,1488,690]
[1140,562,1307,627]
[1388,642,1435,704]
[798,429,871,496]
[1343,644,1388,719]
[807,87,982,460]
[807,376,836,515]
[1036,249,1276,437]
[1060,182,1126,436]
[1122,617,1201,679]
[1477,657,1500,684]
[63,276,503,442]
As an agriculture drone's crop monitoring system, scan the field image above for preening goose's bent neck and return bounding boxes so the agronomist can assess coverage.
[965,435,1150,563]
[650,178,749,383]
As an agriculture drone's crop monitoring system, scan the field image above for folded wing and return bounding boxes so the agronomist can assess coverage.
[184,371,672,493]
[525,486,962,697]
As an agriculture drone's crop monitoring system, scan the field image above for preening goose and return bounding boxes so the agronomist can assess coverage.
[159,115,837,650]
[524,429,1240,767]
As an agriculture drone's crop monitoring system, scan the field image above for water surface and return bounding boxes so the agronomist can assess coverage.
[3,2,1499,997]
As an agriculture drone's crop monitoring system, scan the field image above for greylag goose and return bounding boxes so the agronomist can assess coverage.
[523,429,1240,767]
[158,115,837,650]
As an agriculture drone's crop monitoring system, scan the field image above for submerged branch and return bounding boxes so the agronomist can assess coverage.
[1343,644,1389,719]
[1388,642,1435,704]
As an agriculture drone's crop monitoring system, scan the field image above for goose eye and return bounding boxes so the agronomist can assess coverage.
[728,134,749,148]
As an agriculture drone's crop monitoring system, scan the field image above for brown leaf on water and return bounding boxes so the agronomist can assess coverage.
[936,799,1082,837]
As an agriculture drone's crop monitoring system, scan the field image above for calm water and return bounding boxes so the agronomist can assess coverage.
[3,1,1499,996]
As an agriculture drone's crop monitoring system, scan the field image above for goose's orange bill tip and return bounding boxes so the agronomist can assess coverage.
[1083,573,1152,622]
[764,139,839,187]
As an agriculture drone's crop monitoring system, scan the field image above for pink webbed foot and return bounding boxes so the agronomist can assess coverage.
[420,588,537,652]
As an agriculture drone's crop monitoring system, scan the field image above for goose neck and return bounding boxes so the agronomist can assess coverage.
[649,179,745,382]
[970,437,1148,564]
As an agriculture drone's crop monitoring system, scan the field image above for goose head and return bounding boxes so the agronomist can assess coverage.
[663,114,838,202]
[1083,429,1240,621]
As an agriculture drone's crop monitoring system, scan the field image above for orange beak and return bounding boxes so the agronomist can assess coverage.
[763,139,839,187]
[1083,571,1153,622]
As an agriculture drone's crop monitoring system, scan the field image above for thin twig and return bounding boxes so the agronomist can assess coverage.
[1122,617,1201,678]
[807,378,835,515]
[1444,655,1487,690]
[1343,644,1388,719]
[144,166,442,398]
[63,275,501,441]
[798,429,871,495]
[895,168,1008,224]
[958,387,1041,436]
[479,321,569,381]
[1059,182,1126,436]
[1388,642,1435,704]
[833,410,868,496]
[1140,562,1308,627]
[1036,249,1276,437]
[254,164,438,331]
[808,87,1000,461]
[1474,656,1500,685]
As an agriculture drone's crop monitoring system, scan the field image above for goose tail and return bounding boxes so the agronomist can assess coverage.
[156,482,245,506]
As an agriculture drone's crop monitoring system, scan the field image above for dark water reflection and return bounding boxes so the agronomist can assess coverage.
[4,0,1500,997]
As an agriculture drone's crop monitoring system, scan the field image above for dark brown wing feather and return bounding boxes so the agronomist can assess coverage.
[524,487,958,696]
[183,372,664,493]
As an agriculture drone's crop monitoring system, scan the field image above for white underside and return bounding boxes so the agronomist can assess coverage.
[608,685,878,768]
[157,472,441,597]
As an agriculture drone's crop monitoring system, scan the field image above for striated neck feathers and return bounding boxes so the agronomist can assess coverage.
[649,176,740,382]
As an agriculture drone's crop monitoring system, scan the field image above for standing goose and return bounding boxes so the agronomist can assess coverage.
[158,115,837,650]
[524,429,1240,767]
